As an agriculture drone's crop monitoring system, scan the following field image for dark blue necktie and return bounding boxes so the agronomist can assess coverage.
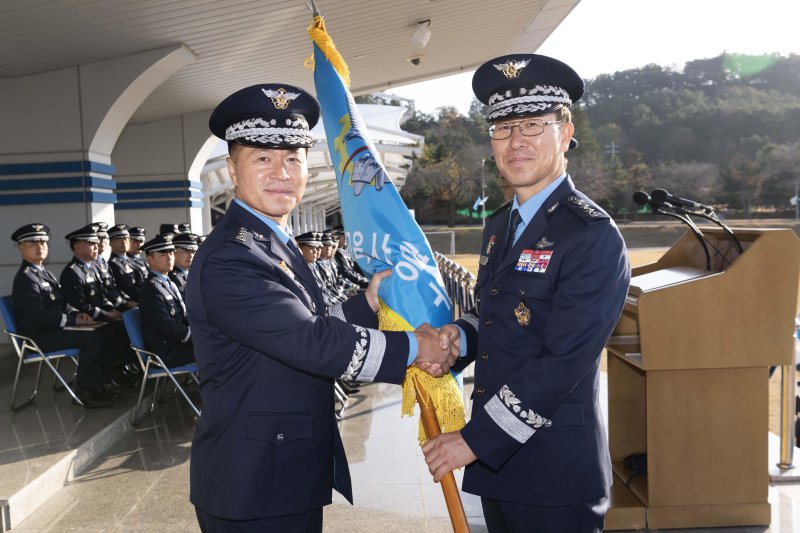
[502,209,522,259]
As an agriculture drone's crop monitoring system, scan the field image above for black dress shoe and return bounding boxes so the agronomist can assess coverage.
[102,384,121,400]
[73,388,113,408]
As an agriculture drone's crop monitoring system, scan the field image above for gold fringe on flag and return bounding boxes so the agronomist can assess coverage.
[375,299,466,446]
[306,15,351,88]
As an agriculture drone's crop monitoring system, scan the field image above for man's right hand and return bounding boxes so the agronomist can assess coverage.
[413,323,459,377]
[75,313,96,326]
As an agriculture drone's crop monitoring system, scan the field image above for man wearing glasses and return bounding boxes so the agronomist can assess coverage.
[422,54,631,532]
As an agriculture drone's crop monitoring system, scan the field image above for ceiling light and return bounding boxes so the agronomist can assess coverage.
[411,19,431,49]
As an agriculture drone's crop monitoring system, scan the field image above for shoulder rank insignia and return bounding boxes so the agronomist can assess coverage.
[567,195,603,218]
[534,236,554,249]
[235,227,248,243]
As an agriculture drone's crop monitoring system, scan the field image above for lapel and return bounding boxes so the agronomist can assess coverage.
[490,176,576,278]
[227,202,325,312]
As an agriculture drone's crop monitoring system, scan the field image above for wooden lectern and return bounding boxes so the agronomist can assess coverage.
[605,227,800,530]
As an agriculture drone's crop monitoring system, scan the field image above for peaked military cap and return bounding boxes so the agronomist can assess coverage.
[108,224,130,239]
[196,235,207,245]
[321,231,336,245]
[173,232,199,251]
[296,231,322,247]
[142,234,175,254]
[159,224,179,236]
[473,54,583,121]
[12,223,49,243]
[95,222,109,239]
[177,223,192,234]
[129,227,146,242]
[65,224,100,243]
[209,83,320,149]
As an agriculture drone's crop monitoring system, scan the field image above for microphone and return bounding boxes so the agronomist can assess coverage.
[650,188,743,254]
[633,191,711,270]
[651,189,713,214]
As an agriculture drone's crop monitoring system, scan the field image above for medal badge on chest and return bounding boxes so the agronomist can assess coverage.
[514,301,531,326]
[515,249,553,273]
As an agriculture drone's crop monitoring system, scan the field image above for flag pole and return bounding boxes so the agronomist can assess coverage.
[413,374,470,533]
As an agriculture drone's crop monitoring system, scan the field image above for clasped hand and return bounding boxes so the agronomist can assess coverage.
[413,323,460,377]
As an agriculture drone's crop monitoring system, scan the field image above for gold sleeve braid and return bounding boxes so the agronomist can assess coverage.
[377,300,466,446]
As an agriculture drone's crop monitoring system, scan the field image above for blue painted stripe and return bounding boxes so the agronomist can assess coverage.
[116,199,204,210]
[116,180,202,190]
[0,161,116,176]
[0,191,117,205]
[117,189,203,200]
[0,176,116,191]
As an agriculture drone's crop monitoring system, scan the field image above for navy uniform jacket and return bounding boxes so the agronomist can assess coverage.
[168,268,187,299]
[335,248,369,288]
[93,257,128,310]
[12,260,80,335]
[186,201,410,520]
[127,252,149,292]
[454,177,630,507]
[140,271,191,355]
[109,252,141,300]
[60,257,117,321]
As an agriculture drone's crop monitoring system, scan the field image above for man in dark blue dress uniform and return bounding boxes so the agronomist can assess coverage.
[138,234,194,366]
[186,83,457,533]
[93,222,135,312]
[108,224,142,302]
[60,223,136,385]
[127,226,150,291]
[11,224,116,407]
[169,232,199,299]
[421,55,631,533]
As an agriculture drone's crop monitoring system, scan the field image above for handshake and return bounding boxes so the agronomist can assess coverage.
[412,323,461,377]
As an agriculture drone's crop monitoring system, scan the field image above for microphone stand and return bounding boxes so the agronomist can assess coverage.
[677,208,743,255]
[653,206,712,271]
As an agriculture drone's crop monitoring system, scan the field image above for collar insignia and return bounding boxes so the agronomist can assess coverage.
[547,202,559,214]
[535,237,554,249]
[262,87,300,110]
[494,59,530,79]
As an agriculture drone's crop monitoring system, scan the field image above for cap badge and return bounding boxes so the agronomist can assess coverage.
[262,87,300,110]
[494,59,530,79]
[32,224,44,231]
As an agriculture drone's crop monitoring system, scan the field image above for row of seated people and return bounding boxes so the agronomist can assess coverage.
[10,222,201,408]
[296,227,370,397]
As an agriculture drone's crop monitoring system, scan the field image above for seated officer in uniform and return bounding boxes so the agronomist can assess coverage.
[11,224,116,407]
[332,225,369,289]
[61,223,136,383]
[93,222,135,311]
[421,55,631,533]
[170,232,199,299]
[298,231,339,309]
[127,226,150,289]
[108,224,142,301]
[138,234,194,367]
[187,83,456,532]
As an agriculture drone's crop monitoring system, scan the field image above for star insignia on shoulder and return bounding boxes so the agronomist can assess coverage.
[535,237,554,249]
[567,195,603,218]
[235,227,248,243]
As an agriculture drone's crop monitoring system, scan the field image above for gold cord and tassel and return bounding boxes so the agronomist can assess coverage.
[306,15,351,88]
[377,300,466,446]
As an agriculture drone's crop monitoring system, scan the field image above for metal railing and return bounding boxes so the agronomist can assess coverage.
[434,252,476,320]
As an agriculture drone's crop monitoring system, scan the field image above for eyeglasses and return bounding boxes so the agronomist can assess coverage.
[488,119,564,140]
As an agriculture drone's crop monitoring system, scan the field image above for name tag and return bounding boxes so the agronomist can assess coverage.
[479,255,489,266]
[42,282,51,288]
